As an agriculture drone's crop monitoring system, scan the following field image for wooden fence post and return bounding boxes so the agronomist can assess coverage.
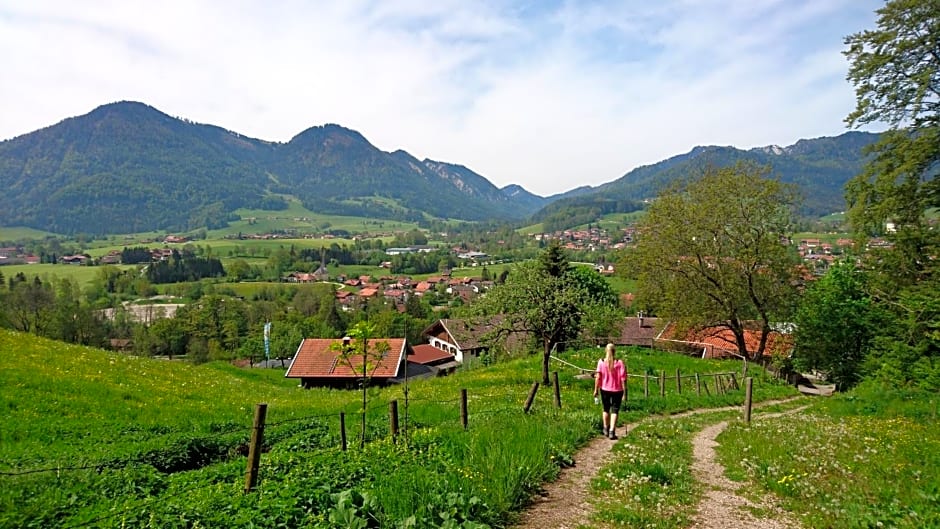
[523,382,540,413]
[743,377,753,424]
[644,374,649,398]
[243,403,267,494]
[339,411,347,451]
[675,369,682,394]
[460,389,468,430]
[552,371,562,409]
[389,400,399,443]
[659,371,665,397]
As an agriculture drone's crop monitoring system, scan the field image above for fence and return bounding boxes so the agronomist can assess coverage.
[3,368,756,527]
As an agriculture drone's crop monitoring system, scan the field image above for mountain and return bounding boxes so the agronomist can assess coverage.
[0,102,544,234]
[0,101,881,235]
[535,131,880,221]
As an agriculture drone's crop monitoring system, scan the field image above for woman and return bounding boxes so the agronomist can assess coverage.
[593,343,627,440]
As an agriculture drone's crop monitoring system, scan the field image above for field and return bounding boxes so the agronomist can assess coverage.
[0,263,135,285]
[209,197,423,238]
[2,330,798,528]
[0,226,56,241]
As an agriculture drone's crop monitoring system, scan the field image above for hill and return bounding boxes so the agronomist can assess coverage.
[0,102,545,234]
[535,131,881,222]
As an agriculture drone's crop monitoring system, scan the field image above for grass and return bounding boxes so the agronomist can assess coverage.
[209,196,423,237]
[0,331,797,528]
[717,384,940,528]
[589,399,810,528]
[0,263,136,285]
[0,226,57,241]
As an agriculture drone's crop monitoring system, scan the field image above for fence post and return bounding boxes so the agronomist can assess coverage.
[659,370,665,397]
[743,377,753,424]
[339,411,347,451]
[644,374,649,398]
[695,373,701,396]
[389,400,399,444]
[460,389,468,430]
[243,403,267,493]
[676,369,682,394]
[552,371,562,408]
[523,382,540,413]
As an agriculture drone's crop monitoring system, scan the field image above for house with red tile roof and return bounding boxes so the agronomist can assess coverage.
[285,337,412,388]
[657,322,792,360]
[409,344,460,376]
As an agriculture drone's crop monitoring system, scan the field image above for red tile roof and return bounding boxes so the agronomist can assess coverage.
[410,344,455,365]
[661,323,791,358]
[285,338,406,379]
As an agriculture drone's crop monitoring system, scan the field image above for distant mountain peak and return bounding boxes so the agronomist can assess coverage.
[751,144,788,155]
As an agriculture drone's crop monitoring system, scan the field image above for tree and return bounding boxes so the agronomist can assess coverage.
[331,321,391,449]
[472,245,621,384]
[627,163,801,361]
[844,0,940,284]
[793,262,880,390]
[843,0,940,387]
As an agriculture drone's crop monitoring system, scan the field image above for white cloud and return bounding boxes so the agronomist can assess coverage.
[0,0,883,196]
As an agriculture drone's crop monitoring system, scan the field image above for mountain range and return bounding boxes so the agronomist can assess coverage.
[0,101,879,235]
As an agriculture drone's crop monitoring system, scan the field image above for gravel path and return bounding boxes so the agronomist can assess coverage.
[512,401,805,529]
[688,407,807,529]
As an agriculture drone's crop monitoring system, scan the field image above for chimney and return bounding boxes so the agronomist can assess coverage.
[637,311,644,327]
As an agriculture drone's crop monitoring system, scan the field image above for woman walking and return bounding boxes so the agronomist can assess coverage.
[593,343,627,439]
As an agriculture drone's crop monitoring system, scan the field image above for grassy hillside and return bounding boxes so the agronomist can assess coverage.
[1,330,800,528]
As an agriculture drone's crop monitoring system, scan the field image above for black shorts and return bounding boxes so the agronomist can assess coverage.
[600,389,623,414]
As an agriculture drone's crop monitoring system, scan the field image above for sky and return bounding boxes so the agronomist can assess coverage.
[0,0,884,197]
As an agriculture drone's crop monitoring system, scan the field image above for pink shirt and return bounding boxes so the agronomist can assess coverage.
[596,359,626,392]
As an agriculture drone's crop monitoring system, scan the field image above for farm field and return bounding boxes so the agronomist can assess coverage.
[0,263,136,285]
[2,329,799,528]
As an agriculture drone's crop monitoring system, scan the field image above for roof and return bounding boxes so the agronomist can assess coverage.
[285,338,407,379]
[410,344,456,365]
[614,316,666,346]
[660,323,792,358]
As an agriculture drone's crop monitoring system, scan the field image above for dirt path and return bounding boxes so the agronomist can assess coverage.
[512,401,804,529]
[688,406,807,529]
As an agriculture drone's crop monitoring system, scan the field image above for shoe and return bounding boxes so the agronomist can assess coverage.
[602,427,608,437]
[609,431,618,440]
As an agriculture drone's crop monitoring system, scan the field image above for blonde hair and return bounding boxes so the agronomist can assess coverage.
[604,343,615,370]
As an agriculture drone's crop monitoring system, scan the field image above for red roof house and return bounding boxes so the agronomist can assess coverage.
[285,337,411,388]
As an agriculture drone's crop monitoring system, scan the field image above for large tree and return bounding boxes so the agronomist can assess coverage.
[843,0,940,386]
[472,244,620,384]
[793,262,880,390]
[627,163,801,361]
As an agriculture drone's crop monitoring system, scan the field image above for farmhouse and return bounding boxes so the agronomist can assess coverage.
[656,322,792,360]
[285,337,412,389]
[611,314,666,348]
[421,317,525,363]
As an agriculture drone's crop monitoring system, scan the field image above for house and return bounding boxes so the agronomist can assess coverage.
[612,314,666,348]
[409,344,460,377]
[657,322,792,360]
[421,317,525,363]
[59,254,89,265]
[285,337,412,388]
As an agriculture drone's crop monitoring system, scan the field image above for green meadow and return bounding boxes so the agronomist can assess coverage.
[2,330,796,528]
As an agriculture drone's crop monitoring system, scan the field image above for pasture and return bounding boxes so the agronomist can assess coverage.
[1,330,800,528]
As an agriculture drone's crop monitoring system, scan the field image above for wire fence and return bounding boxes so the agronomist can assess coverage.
[4,366,752,527]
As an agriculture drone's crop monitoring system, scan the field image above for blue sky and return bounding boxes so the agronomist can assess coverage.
[0,0,883,196]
